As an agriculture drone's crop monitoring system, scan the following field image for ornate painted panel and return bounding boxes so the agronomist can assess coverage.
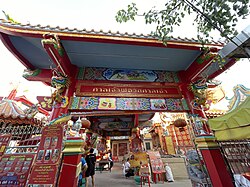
[77,67,179,83]
[69,97,189,112]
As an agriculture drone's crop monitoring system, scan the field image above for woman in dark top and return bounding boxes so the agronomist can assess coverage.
[85,148,96,187]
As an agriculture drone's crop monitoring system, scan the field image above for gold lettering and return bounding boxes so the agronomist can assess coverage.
[111,87,120,92]
[92,86,170,95]
[92,88,101,92]
[103,88,110,92]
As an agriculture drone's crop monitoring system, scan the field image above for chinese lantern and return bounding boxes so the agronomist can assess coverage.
[81,117,91,129]
[173,118,187,131]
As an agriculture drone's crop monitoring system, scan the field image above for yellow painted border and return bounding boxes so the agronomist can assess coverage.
[195,136,219,149]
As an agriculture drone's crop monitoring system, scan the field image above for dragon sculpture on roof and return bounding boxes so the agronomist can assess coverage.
[226,84,250,113]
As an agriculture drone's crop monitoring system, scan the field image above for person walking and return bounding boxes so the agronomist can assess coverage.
[85,148,96,187]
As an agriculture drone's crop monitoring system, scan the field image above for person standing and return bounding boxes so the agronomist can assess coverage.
[85,148,96,187]
[108,150,113,171]
[78,155,88,187]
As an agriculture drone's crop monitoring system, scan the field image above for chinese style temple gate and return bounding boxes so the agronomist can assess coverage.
[0,19,236,187]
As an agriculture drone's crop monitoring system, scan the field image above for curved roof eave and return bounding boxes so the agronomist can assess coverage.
[0,19,224,49]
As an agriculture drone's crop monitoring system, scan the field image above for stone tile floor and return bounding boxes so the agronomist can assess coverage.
[91,162,193,187]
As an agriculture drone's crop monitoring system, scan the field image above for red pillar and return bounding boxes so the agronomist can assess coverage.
[180,82,234,186]
[196,136,234,187]
[58,137,84,187]
[59,155,81,187]
[47,78,82,187]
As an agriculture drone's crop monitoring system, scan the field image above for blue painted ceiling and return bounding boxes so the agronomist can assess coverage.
[9,35,202,71]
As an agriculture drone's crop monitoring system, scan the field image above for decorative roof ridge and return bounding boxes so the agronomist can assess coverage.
[0,19,224,45]
[0,98,42,125]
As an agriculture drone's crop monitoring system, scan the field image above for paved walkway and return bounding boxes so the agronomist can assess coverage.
[90,162,193,187]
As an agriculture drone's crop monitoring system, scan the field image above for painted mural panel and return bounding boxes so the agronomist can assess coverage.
[116,98,151,110]
[150,99,167,110]
[69,97,189,111]
[98,98,116,110]
[77,67,180,83]
[103,69,157,82]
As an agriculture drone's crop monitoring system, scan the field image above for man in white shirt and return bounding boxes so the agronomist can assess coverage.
[124,158,133,178]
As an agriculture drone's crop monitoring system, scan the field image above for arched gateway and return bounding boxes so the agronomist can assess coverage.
[0,19,236,187]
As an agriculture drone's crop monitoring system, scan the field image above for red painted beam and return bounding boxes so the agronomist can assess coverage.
[23,69,53,83]
[179,50,218,82]
[42,35,77,77]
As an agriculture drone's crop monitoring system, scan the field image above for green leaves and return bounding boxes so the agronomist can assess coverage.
[115,3,138,23]
[115,0,250,42]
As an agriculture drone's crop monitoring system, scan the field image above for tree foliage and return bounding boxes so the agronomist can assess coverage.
[115,0,250,42]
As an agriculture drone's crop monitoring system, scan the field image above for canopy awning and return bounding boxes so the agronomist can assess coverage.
[208,96,250,141]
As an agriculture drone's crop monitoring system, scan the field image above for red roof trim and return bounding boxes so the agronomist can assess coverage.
[0,22,222,51]
[14,96,50,116]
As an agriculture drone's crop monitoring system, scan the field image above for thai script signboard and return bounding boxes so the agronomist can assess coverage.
[76,80,182,98]
[0,154,34,186]
[27,124,63,187]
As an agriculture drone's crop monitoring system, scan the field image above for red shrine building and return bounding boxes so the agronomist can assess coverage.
[0,18,241,187]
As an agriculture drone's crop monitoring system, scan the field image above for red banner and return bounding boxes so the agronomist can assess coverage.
[76,80,182,98]
[27,124,64,186]
[147,151,165,173]
[0,154,34,186]
[0,134,11,157]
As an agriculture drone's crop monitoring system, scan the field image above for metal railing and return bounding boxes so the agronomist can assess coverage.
[218,139,250,175]
[0,122,42,154]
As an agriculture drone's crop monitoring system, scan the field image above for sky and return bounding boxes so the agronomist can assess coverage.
[0,0,250,109]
